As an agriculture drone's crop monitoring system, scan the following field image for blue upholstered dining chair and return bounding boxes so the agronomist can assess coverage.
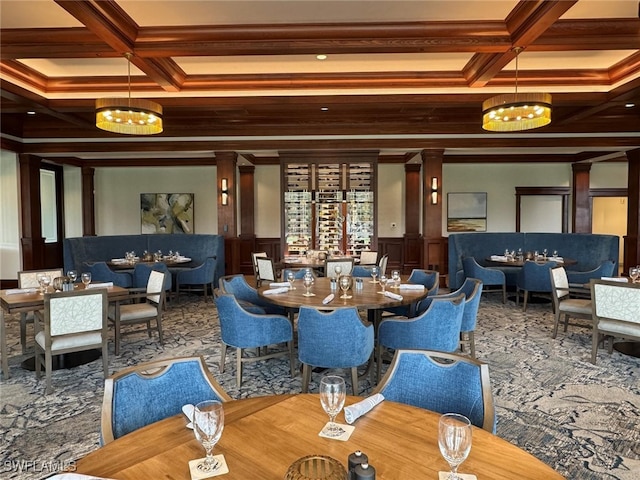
[415,278,484,358]
[565,259,616,285]
[100,356,231,444]
[297,306,374,395]
[83,261,133,288]
[175,256,217,302]
[219,274,286,315]
[215,293,295,387]
[384,269,439,318]
[516,260,557,311]
[462,256,506,303]
[376,293,465,381]
[372,349,496,433]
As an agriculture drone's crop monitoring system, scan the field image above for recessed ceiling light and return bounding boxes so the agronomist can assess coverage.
[625,103,635,108]
[316,54,327,60]
[27,111,36,115]
[321,107,329,111]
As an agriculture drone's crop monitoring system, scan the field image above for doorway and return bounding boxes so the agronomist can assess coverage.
[592,196,626,272]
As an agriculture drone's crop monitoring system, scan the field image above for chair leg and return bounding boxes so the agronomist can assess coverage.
[469,331,476,358]
[522,291,529,312]
[301,363,311,393]
[219,344,227,372]
[591,330,600,364]
[552,312,560,339]
[350,367,359,396]
[156,314,164,344]
[563,314,569,333]
[236,347,243,387]
[35,346,42,379]
[376,344,383,383]
[607,336,614,354]
[20,312,28,354]
[114,319,121,356]
[102,343,109,378]
[287,341,296,378]
[45,349,53,394]
[502,285,506,304]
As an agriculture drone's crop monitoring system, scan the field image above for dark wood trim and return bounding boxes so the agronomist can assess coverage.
[589,188,628,197]
[405,163,421,235]
[81,166,96,236]
[572,163,592,233]
[239,165,256,236]
[18,154,45,269]
[624,149,640,272]
[515,186,570,233]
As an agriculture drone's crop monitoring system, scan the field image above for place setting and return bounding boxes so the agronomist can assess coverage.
[186,400,229,479]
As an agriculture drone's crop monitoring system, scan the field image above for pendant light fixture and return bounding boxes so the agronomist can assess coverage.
[482,47,551,132]
[96,53,163,135]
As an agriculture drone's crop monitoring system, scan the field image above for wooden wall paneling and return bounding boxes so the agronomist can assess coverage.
[403,163,423,273]
[18,154,44,270]
[624,149,640,272]
[572,162,592,233]
[421,149,444,274]
[378,237,404,273]
[81,166,96,236]
[255,238,282,262]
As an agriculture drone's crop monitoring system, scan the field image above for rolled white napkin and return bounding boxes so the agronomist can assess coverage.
[5,287,38,295]
[111,258,126,263]
[269,282,291,288]
[263,287,289,295]
[399,284,425,291]
[182,404,194,429]
[490,255,508,262]
[86,282,113,289]
[322,293,334,304]
[384,291,403,301]
[344,393,385,424]
[601,277,628,282]
[549,256,563,262]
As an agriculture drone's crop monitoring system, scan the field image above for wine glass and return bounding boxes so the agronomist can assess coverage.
[370,265,379,284]
[40,274,51,294]
[542,248,548,259]
[339,274,352,299]
[81,272,92,287]
[378,275,388,294]
[319,376,346,438]
[67,270,78,288]
[37,273,46,294]
[629,267,639,283]
[302,272,315,297]
[391,270,401,289]
[192,400,225,473]
[334,265,342,279]
[287,271,296,290]
[438,413,472,480]
[552,250,558,258]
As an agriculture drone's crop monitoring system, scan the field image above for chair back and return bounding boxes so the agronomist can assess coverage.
[550,267,570,306]
[518,260,557,292]
[407,269,439,295]
[379,294,465,352]
[373,349,496,433]
[359,251,378,265]
[591,279,640,324]
[255,257,277,282]
[458,278,483,333]
[44,288,107,337]
[251,252,268,280]
[18,268,64,288]
[378,254,389,276]
[133,262,172,291]
[101,356,231,444]
[325,257,355,278]
[297,307,373,368]
[146,270,166,305]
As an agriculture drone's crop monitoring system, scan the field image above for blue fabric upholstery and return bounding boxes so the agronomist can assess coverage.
[384,269,439,317]
[219,275,286,315]
[516,260,557,311]
[133,262,172,291]
[83,261,132,288]
[297,307,374,394]
[352,265,375,278]
[462,257,506,303]
[373,349,496,433]
[102,356,230,443]
[64,234,225,286]
[448,232,619,289]
[565,260,616,284]
[175,257,217,301]
[215,294,294,386]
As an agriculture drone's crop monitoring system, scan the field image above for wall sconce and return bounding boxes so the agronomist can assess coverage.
[430,177,438,205]
[221,178,229,206]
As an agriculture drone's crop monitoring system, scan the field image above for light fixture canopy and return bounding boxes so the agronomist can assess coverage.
[221,178,229,206]
[482,47,552,132]
[95,53,163,135]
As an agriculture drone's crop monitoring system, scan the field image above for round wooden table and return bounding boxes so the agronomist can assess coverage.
[74,394,563,480]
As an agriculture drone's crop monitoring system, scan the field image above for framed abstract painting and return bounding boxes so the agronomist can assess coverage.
[141,193,194,234]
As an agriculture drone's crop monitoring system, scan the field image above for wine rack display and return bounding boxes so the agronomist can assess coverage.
[284,191,312,255]
[316,191,343,253]
[346,190,374,257]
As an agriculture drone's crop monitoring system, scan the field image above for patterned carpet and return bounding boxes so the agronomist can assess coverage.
[1,293,639,480]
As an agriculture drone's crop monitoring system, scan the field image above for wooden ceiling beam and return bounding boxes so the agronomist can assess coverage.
[54,0,184,92]
[463,0,577,87]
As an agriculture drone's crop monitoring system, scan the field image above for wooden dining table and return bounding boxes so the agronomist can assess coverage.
[0,284,129,379]
[74,394,563,480]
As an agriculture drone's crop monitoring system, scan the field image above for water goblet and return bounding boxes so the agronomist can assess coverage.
[438,413,472,480]
[302,272,315,297]
[81,272,92,287]
[629,267,639,283]
[391,270,401,289]
[334,265,342,279]
[40,274,52,294]
[552,250,558,258]
[67,270,78,288]
[370,265,379,284]
[192,400,225,473]
[543,248,548,259]
[319,376,346,438]
[287,271,296,290]
[378,275,388,294]
[339,274,352,299]
[37,273,46,294]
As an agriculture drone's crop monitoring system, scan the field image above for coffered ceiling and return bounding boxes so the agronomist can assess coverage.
[1,0,639,166]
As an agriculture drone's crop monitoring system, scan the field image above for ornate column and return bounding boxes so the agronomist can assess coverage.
[572,163,592,233]
[421,149,444,274]
[18,154,44,269]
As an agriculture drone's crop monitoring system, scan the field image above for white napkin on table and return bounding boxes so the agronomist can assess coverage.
[5,287,38,295]
[263,287,289,295]
[322,293,334,304]
[269,282,291,288]
[549,256,563,262]
[86,282,113,289]
[182,403,194,429]
[344,393,385,424]
[490,255,508,262]
[399,284,425,291]
[384,291,403,301]
[601,277,628,282]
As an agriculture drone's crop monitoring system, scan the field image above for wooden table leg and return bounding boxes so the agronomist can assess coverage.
[1,308,9,379]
